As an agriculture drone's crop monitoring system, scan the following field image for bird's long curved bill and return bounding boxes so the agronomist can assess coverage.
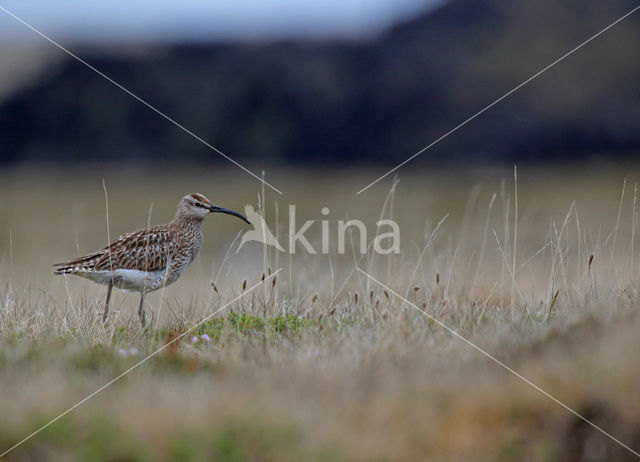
[209,206,251,225]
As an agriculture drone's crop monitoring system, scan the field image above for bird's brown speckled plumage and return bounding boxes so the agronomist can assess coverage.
[54,218,202,287]
[53,193,250,326]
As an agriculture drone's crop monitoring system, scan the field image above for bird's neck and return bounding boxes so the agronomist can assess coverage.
[172,213,205,228]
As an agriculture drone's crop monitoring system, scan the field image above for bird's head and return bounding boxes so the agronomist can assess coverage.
[177,193,251,224]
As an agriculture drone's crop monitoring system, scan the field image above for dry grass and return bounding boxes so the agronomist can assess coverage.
[1,162,640,461]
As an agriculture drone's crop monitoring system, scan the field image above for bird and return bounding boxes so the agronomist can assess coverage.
[53,193,250,327]
[236,204,284,253]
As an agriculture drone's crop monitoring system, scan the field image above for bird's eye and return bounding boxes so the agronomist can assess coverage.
[195,202,203,208]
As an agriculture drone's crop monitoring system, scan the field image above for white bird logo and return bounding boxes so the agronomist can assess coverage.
[236,204,284,252]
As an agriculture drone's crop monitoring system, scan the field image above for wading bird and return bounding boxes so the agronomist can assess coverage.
[54,193,250,327]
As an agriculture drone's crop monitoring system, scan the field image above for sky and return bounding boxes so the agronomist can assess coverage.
[0,0,444,43]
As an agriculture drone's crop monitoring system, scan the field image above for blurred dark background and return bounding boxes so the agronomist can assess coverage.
[0,0,639,168]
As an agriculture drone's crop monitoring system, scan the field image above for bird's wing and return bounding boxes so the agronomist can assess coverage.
[54,225,174,273]
[94,225,175,272]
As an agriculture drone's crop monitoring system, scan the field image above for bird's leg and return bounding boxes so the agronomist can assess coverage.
[138,293,146,328]
[102,281,113,323]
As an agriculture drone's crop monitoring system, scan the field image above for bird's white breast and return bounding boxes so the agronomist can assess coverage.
[75,269,166,293]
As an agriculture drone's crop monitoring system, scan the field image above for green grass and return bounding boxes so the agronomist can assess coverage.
[1,164,640,461]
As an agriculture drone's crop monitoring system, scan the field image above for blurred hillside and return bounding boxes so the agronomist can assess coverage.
[0,0,639,166]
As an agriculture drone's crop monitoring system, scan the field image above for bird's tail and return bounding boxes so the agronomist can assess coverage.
[52,250,105,275]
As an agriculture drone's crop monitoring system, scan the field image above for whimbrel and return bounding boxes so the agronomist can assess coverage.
[54,193,250,327]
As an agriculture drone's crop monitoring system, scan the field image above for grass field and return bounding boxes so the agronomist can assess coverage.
[1,163,640,461]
